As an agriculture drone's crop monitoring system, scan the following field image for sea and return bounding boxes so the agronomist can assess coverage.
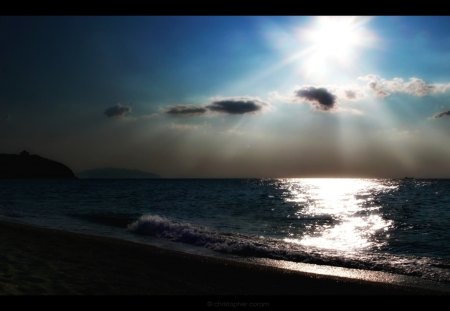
[1,178,450,288]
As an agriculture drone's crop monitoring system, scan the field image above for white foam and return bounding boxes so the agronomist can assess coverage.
[128,214,450,284]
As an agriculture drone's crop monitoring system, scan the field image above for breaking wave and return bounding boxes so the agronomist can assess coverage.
[128,214,450,283]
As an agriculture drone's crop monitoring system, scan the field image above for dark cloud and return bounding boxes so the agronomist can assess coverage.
[166,105,207,115]
[104,104,132,118]
[295,87,336,111]
[434,110,450,119]
[207,98,266,114]
[164,97,268,117]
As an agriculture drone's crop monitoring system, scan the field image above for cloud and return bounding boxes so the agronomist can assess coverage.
[345,90,357,99]
[335,88,366,101]
[433,83,450,93]
[104,103,132,117]
[166,105,207,115]
[268,74,450,116]
[295,87,336,111]
[163,97,268,118]
[433,110,450,119]
[405,78,435,96]
[206,97,268,114]
[359,75,438,97]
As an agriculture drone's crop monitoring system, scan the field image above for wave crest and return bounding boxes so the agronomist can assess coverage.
[128,214,450,283]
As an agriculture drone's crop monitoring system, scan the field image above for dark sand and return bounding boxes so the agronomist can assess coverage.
[0,220,446,295]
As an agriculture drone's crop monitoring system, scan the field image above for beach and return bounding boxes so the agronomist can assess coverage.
[0,220,446,295]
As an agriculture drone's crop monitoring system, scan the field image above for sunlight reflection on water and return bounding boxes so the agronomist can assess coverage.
[280,178,396,252]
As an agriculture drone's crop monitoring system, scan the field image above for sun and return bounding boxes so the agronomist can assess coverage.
[300,16,375,78]
[305,17,362,61]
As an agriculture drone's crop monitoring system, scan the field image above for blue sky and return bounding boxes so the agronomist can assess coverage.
[1,16,450,177]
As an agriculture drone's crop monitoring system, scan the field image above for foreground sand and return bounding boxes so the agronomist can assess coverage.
[0,220,446,295]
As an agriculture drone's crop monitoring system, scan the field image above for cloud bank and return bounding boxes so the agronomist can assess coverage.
[161,74,450,120]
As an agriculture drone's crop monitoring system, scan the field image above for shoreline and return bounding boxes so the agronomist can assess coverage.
[0,220,448,295]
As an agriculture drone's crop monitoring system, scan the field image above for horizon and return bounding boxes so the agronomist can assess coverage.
[2,16,450,178]
[5,150,446,179]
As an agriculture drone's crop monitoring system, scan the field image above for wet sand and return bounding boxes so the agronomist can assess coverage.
[0,220,446,295]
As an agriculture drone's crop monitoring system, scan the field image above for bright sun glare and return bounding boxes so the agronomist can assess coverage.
[306,18,361,60]
[300,16,375,77]
[282,178,394,252]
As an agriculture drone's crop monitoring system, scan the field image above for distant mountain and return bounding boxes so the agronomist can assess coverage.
[0,151,76,179]
[77,168,161,179]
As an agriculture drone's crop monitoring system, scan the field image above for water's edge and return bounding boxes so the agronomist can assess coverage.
[2,216,449,294]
